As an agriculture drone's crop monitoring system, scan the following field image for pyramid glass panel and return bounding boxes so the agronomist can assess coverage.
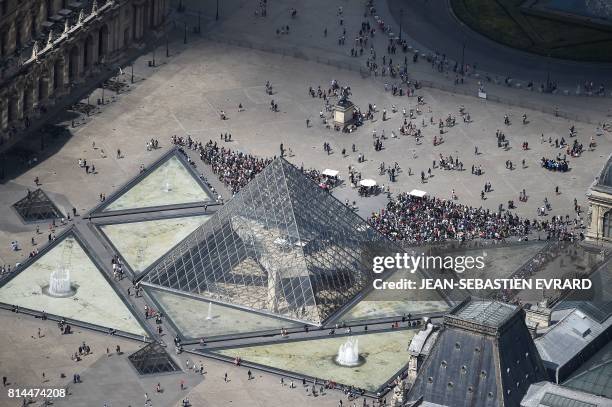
[0,235,145,335]
[100,215,212,273]
[340,243,546,322]
[149,289,301,338]
[12,188,63,222]
[143,158,401,325]
[128,342,180,375]
[213,329,417,391]
[104,155,212,212]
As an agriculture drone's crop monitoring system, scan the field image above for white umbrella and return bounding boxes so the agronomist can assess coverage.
[359,179,377,187]
[322,169,339,177]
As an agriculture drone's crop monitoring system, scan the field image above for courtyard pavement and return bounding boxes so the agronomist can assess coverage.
[0,1,611,406]
[386,0,612,88]
[1,34,610,269]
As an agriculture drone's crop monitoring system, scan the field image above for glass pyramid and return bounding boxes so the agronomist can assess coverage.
[100,215,212,273]
[128,342,180,375]
[149,288,301,338]
[142,158,393,325]
[101,153,212,213]
[0,234,145,335]
[213,329,417,392]
[13,188,63,222]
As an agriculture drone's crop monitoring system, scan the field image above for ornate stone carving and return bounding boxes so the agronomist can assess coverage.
[46,30,54,49]
[31,41,39,60]
[63,20,70,36]
[391,376,409,406]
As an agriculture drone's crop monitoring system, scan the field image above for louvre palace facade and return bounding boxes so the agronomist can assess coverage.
[0,0,167,152]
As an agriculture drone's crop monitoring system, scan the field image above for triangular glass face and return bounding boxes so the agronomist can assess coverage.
[0,234,145,335]
[103,155,212,212]
[100,215,212,273]
[339,243,547,322]
[149,288,301,338]
[143,158,397,325]
[128,342,180,375]
[13,188,63,222]
[213,329,417,392]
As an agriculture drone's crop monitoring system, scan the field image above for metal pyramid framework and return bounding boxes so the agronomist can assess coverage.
[142,158,394,325]
[128,342,181,375]
[13,188,63,222]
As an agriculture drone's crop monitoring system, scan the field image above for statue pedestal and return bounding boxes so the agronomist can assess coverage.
[333,99,356,129]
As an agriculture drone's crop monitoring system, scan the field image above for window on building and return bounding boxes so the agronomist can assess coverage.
[31,13,37,38]
[16,20,22,50]
[0,31,6,57]
[604,210,612,238]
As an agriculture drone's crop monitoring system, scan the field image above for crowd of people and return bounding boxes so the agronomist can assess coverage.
[541,157,569,172]
[199,142,272,195]
[170,136,343,194]
[368,193,526,243]
[367,192,581,244]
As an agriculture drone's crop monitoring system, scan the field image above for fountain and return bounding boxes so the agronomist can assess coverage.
[163,167,172,192]
[206,301,213,320]
[45,267,76,297]
[335,337,363,367]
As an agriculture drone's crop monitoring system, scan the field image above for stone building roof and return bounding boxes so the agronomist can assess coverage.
[406,298,547,407]
[521,381,612,407]
[535,308,612,383]
[592,154,612,194]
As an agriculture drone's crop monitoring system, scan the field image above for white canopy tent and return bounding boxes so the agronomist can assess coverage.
[322,169,339,177]
[359,179,377,187]
[409,189,427,198]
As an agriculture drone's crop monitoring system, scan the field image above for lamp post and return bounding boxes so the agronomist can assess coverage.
[184,22,187,44]
[152,46,156,67]
[216,0,219,21]
[131,63,134,84]
[166,30,169,57]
